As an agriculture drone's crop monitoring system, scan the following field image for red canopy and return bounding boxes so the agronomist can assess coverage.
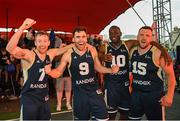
[0,0,140,34]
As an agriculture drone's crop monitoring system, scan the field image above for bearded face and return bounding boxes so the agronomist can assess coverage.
[137,29,153,49]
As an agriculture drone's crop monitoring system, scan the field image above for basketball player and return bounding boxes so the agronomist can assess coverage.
[98,25,138,120]
[45,26,119,120]
[128,26,175,120]
[6,18,74,120]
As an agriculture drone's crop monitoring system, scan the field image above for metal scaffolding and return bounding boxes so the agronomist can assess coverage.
[152,0,172,49]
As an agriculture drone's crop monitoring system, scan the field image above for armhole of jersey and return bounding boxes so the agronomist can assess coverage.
[151,46,163,80]
[104,43,108,55]
[90,48,95,60]
[47,50,53,62]
[21,51,35,71]
[123,41,130,55]
[67,49,73,77]
[21,58,34,86]
[151,46,161,68]
[129,46,137,59]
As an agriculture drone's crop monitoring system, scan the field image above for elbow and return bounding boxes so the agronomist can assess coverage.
[6,44,13,54]
[6,45,10,53]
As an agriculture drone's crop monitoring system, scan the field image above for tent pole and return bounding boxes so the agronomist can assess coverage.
[6,8,9,41]
[77,16,80,26]
[126,0,146,26]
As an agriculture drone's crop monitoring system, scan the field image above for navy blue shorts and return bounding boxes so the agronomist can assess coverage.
[20,95,51,120]
[128,90,163,120]
[105,82,130,114]
[73,90,109,120]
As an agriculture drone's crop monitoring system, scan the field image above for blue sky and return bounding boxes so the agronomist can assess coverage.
[100,0,180,39]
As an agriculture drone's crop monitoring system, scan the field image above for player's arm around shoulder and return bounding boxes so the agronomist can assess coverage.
[98,43,106,62]
[45,49,71,78]
[47,43,74,61]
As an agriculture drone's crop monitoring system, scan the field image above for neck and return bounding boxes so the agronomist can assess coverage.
[138,45,151,55]
[35,49,46,60]
[111,40,122,48]
[74,46,87,56]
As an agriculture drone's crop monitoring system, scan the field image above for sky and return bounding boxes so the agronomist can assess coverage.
[100,0,180,39]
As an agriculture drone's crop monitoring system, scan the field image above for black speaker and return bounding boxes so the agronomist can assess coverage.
[177,46,180,63]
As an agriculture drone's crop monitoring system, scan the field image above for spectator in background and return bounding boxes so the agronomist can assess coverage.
[56,66,72,111]
[49,28,55,48]
[93,35,101,50]
[0,34,8,49]
[6,55,20,100]
[174,59,180,91]
[54,34,63,48]
[24,27,35,49]
[0,48,9,93]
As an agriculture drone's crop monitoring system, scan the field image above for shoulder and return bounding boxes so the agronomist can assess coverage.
[129,46,138,58]
[62,48,73,59]
[130,46,138,54]
[22,49,35,62]
[151,46,161,56]
[86,44,96,52]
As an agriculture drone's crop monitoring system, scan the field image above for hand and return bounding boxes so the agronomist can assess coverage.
[111,65,119,74]
[44,64,52,75]
[19,18,36,31]
[104,53,112,62]
[159,95,173,107]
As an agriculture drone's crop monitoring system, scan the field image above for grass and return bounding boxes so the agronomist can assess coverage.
[0,96,69,120]
[0,112,20,120]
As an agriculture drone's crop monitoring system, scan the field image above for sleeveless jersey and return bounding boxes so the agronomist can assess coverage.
[69,48,99,94]
[130,46,163,92]
[21,51,51,101]
[104,41,130,86]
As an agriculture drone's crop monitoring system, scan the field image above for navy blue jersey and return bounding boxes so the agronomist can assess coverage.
[104,42,130,86]
[21,50,51,101]
[130,46,163,92]
[69,48,99,94]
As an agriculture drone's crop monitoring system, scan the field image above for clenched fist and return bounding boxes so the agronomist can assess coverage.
[111,65,119,74]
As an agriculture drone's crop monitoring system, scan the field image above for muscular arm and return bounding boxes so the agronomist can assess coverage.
[6,18,36,61]
[160,57,176,107]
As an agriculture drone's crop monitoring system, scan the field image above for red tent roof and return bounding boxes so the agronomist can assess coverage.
[0,0,140,34]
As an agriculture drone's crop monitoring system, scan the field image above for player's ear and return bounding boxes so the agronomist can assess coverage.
[72,38,75,42]
[48,39,50,46]
[34,40,37,46]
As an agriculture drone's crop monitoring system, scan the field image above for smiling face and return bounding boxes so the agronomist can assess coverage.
[35,32,50,54]
[72,26,88,51]
[109,26,122,44]
[73,31,87,51]
[137,27,153,49]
